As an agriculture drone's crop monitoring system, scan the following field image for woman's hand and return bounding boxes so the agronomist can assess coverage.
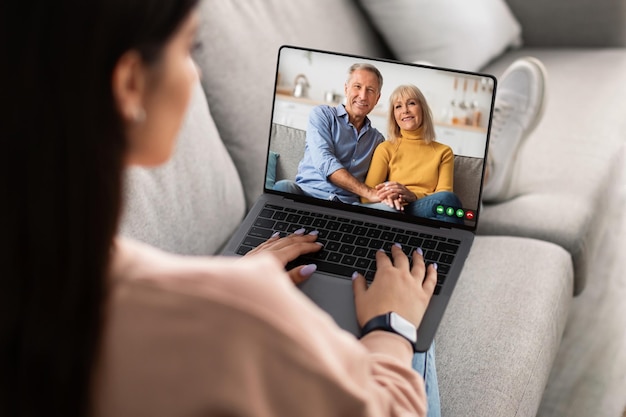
[352,244,437,328]
[245,228,323,284]
[375,182,417,211]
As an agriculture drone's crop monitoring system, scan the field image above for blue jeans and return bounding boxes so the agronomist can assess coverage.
[364,191,464,225]
[273,179,306,195]
[413,343,441,417]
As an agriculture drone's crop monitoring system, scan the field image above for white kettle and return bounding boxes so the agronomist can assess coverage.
[293,74,309,98]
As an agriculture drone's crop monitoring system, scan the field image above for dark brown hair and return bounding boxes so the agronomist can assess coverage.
[0,0,198,416]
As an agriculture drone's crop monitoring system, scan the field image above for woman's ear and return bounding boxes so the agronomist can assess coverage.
[111,50,147,123]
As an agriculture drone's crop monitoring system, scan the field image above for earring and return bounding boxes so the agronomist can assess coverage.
[133,108,146,123]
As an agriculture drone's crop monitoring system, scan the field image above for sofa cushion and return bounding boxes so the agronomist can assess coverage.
[436,236,573,416]
[193,0,393,210]
[119,82,246,256]
[358,0,522,71]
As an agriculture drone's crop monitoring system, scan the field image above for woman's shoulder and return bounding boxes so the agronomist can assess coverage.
[109,237,329,336]
[111,237,291,304]
[430,140,453,155]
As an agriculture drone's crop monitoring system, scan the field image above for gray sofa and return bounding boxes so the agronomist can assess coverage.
[120,1,626,416]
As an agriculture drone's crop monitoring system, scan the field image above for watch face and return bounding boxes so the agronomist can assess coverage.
[390,312,417,343]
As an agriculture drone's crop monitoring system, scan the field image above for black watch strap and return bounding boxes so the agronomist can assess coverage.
[360,312,418,353]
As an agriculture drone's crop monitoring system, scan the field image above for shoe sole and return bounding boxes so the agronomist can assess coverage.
[501,56,548,140]
[484,57,548,203]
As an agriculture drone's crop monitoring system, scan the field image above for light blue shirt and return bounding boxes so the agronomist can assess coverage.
[295,104,384,204]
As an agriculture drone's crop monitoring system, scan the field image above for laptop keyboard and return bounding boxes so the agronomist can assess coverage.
[236,204,460,295]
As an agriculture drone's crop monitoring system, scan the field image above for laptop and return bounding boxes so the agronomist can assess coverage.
[222,45,496,352]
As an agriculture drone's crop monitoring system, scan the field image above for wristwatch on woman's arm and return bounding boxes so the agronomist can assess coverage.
[360,312,418,353]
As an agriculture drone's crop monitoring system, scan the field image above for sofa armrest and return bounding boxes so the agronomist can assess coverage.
[505,0,626,47]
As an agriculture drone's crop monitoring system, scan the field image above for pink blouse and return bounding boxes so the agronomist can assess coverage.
[92,237,427,416]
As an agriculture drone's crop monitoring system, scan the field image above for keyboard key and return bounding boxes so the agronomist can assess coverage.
[326,221,340,230]
[439,254,454,264]
[300,217,314,226]
[312,218,327,228]
[425,251,440,262]
[272,211,287,220]
[368,239,383,249]
[328,252,343,263]
[436,242,459,254]
[326,241,341,252]
[314,260,357,278]
[285,214,301,223]
[328,231,342,241]
[242,236,266,247]
[340,234,356,244]
[353,226,368,236]
[408,237,424,247]
[274,222,288,231]
[248,227,273,239]
[355,258,371,269]
[254,218,275,228]
[236,245,253,255]
[423,239,437,249]
[259,208,274,218]
[339,223,354,233]
[341,255,357,266]
[339,244,355,254]
[395,234,409,244]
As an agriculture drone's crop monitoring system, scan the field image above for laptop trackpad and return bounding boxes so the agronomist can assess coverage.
[298,273,360,337]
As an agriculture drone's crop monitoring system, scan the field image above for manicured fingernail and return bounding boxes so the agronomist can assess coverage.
[315,242,324,246]
[294,228,306,235]
[378,247,385,252]
[432,263,438,271]
[416,247,423,256]
[300,264,317,277]
[271,231,280,238]
[394,242,402,249]
[351,271,359,280]
[308,230,319,236]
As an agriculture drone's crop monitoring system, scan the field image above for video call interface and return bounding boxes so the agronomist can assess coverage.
[267,46,496,229]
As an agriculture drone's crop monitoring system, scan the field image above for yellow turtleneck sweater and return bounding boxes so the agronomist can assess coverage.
[362,129,454,203]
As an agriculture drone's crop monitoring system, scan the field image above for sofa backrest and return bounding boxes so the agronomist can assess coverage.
[119,83,246,256]
[193,0,393,210]
[269,123,482,210]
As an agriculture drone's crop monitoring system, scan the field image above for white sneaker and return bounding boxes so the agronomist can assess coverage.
[482,57,548,203]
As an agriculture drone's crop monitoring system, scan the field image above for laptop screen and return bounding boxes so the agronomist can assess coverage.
[266,46,496,230]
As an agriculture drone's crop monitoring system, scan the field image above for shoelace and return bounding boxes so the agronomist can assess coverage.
[490,100,513,142]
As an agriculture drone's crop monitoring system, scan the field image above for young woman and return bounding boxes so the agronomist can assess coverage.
[1,1,438,416]
[362,84,463,224]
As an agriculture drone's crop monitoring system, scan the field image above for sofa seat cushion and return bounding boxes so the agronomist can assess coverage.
[120,83,246,256]
[436,236,573,416]
[479,48,626,294]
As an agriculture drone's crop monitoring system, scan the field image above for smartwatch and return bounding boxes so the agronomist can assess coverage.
[360,312,418,352]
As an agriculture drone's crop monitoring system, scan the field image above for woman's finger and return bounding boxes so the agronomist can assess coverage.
[422,263,438,295]
[287,263,318,285]
[410,247,427,278]
[390,243,410,270]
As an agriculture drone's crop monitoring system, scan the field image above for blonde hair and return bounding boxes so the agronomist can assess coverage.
[387,84,436,144]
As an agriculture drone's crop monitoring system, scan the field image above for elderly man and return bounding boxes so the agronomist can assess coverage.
[273,63,385,203]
